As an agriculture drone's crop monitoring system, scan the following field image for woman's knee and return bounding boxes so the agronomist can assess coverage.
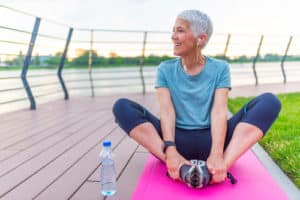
[112,98,137,133]
[259,93,281,113]
[112,98,131,118]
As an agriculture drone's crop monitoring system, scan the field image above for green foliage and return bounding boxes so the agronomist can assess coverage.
[44,52,62,66]
[67,50,173,67]
[4,51,24,66]
[4,49,300,69]
[228,93,300,188]
[69,50,93,66]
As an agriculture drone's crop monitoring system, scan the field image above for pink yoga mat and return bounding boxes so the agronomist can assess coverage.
[132,151,288,200]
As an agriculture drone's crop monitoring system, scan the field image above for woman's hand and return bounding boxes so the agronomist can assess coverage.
[165,147,190,180]
[206,154,227,184]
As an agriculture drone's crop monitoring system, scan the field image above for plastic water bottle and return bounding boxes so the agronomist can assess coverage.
[100,140,117,196]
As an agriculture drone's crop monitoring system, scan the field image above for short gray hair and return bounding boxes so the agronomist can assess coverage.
[177,10,213,47]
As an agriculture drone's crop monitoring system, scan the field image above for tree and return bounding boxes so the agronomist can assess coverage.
[44,52,63,66]
[4,50,24,67]
[31,53,40,66]
[69,49,98,66]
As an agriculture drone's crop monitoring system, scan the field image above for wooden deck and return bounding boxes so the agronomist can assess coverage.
[1,82,299,200]
[0,93,158,200]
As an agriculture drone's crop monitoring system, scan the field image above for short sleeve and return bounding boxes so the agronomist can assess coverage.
[216,62,231,90]
[154,64,168,88]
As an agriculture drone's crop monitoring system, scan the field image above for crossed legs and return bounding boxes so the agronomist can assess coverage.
[112,93,281,169]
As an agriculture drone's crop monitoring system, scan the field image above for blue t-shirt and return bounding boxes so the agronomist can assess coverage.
[155,56,231,130]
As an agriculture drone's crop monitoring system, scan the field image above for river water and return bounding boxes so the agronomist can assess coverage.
[0,61,299,113]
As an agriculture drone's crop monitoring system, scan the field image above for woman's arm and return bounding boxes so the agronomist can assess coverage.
[157,88,176,141]
[207,88,229,183]
[157,87,190,180]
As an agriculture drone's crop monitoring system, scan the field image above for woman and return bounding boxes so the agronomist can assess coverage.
[112,10,281,184]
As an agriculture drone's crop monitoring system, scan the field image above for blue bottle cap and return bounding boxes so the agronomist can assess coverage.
[103,140,111,147]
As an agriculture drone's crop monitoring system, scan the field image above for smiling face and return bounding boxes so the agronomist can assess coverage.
[171,18,198,57]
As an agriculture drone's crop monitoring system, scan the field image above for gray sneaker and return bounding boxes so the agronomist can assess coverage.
[179,160,211,188]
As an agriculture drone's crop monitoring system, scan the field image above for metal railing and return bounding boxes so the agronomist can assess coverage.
[0,4,300,113]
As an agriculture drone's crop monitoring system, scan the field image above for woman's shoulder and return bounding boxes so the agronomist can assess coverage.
[206,56,229,72]
[206,56,229,67]
[158,58,180,69]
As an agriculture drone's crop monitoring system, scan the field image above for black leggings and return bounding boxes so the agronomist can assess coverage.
[112,93,281,160]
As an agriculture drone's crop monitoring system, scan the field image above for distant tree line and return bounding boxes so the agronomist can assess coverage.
[3,50,300,68]
[215,54,300,63]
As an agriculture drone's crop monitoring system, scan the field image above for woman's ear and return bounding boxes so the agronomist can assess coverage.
[197,34,207,47]
[197,38,202,46]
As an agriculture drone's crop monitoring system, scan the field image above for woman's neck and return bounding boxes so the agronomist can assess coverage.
[181,53,206,75]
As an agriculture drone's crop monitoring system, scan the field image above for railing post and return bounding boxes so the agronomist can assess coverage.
[140,31,147,95]
[252,35,264,86]
[223,34,231,60]
[58,27,73,100]
[21,17,40,110]
[280,36,293,84]
[88,29,95,97]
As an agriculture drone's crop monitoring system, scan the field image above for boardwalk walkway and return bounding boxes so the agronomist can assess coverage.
[0,82,299,199]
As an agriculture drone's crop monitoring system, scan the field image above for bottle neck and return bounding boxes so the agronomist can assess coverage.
[103,146,112,153]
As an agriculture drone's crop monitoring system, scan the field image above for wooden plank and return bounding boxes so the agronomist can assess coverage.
[0,93,157,199]
[0,96,113,150]
[0,111,85,150]
[0,110,109,175]
[2,121,116,200]
[69,182,102,200]
[106,152,149,200]
[88,136,138,182]
[71,152,149,200]
[136,145,148,153]
[0,109,65,142]
[1,106,105,150]
[0,95,116,141]
[0,100,92,144]
[33,128,123,200]
[0,150,20,161]
[36,132,138,199]
[0,116,114,199]
[229,82,300,98]
[0,107,95,150]
[0,99,74,134]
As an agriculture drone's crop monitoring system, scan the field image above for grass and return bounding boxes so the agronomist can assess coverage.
[228,92,300,188]
[0,66,55,71]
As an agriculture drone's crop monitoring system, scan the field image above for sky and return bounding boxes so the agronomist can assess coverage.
[1,0,300,58]
[1,0,300,34]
